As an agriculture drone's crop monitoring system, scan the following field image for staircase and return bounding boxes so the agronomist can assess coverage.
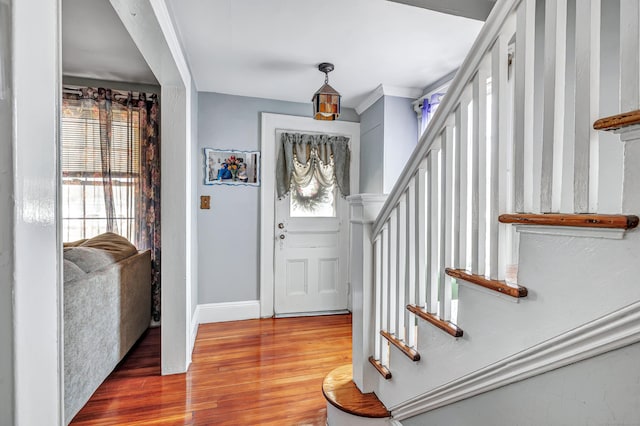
[330,0,640,424]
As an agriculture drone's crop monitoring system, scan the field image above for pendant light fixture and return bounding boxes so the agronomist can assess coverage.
[312,62,341,121]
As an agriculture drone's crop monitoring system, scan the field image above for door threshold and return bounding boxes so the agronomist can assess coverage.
[275,309,351,318]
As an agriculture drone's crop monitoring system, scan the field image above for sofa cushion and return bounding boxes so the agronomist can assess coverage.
[63,233,138,275]
[63,259,86,282]
[64,247,120,274]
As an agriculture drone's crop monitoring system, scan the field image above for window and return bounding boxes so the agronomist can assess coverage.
[290,178,337,218]
[61,94,141,242]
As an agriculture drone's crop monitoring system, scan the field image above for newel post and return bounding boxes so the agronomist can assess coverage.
[348,194,387,393]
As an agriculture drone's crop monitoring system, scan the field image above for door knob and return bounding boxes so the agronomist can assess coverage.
[278,223,285,229]
[279,234,286,240]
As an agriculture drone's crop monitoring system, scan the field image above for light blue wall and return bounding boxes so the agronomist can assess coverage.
[403,341,640,426]
[360,97,385,193]
[197,92,359,304]
[0,0,13,422]
[359,95,418,194]
[383,96,418,193]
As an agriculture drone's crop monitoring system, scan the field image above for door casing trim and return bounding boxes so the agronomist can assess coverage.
[259,113,360,317]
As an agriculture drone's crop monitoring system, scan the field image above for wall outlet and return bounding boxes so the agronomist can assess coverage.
[200,195,211,209]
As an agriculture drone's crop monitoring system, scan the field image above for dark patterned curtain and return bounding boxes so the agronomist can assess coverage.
[136,94,162,323]
[62,86,161,322]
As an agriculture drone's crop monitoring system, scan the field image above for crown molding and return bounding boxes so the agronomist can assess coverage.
[355,84,423,115]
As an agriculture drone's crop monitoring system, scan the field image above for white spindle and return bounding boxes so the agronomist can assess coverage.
[381,224,390,366]
[373,236,382,360]
[407,178,418,347]
[417,165,427,308]
[457,97,471,271]
[453,106,462,270]
[441,125,455,320]
[541,0,568,212]
[472,65,489,275]
[514,0,536,213]
[397,194,407,342]
[620,0,640,111]
[574,0,601,213]
[491,32,508,279]
[388,210,398,336]
[427,151,440,313]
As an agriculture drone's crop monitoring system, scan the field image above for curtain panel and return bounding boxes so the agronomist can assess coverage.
[276,132,351,199]
[62,87,162,322]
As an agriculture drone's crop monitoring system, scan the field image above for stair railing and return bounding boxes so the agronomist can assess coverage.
[367,0,640,380]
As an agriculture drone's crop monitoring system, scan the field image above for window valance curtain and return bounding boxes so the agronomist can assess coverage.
[276,132,351,199]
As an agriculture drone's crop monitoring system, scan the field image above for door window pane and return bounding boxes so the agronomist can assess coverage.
[290,176,336,218]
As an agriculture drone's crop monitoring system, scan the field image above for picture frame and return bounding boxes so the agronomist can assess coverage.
[203,148,260,186]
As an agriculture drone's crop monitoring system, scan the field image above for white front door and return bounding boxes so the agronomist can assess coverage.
[273,137,350,316]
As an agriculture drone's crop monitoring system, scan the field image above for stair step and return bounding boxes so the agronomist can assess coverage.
[499,213,639,229]
[380,330,420,361]
[368,357,392,380]
[407,305,463,337]
[445,268,528,298]
[323,364,390,418]
[593,109,640,131]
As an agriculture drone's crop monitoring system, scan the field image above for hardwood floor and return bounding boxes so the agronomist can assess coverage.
[71,314,352,425]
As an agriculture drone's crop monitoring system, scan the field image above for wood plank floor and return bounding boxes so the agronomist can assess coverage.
[71,314,352,425]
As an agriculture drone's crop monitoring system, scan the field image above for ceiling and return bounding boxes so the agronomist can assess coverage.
[62,0,157,85]
[63,0,485,110]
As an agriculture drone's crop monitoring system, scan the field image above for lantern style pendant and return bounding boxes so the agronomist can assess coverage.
[312,63,341,121]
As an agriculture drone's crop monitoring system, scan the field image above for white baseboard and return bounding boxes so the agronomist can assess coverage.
[190,308,199,349]
[196,300,261,324]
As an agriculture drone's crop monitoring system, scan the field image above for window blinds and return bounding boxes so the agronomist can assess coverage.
[61,102,141,176]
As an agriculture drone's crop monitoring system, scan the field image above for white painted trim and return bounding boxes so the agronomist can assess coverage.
[391,300,640,420]
[355,85,385,115]
[615,124,640,141]
[384,85,423,100]
[197,301,261,324]
[190,308,199,349]
[355,84,423,115]
[13,0,63,423]
[259,113,360,318]
[513,224,627,240]
[149,0,192,88]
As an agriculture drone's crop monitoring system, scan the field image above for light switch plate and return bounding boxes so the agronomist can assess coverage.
[200,195,210,209]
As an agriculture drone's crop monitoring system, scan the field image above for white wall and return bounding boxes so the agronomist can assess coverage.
[12,0,63,423]
[109,0,196,375]
[402,341,640,426]
[196,92,359,304]
[0,0,13,423]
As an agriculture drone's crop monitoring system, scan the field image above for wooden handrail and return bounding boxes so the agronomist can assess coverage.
[380,331,421,361]
[445,268,528,298]
[368,357,392,380]
[499,213,639,229]
[407,305,463,338]
[593,110,640,131]
[323,364,391,418]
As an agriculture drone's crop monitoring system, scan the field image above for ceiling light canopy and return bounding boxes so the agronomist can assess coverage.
[312,62,341,121]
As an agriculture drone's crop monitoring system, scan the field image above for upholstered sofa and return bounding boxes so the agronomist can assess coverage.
[63,233,151,424]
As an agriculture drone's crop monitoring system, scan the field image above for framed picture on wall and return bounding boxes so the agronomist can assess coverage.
[203,148,260,186]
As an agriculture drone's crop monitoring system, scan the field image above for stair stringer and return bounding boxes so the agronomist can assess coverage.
[366,227,640,417]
